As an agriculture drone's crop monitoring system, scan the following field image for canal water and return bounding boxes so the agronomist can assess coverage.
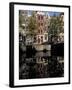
[19,51,64,79]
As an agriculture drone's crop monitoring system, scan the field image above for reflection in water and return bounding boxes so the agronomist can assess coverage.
[19,51,64,79]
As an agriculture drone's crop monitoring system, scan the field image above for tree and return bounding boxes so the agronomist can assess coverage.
[48,13,64,43]
[48,13,64,36]
[28,11,37,35]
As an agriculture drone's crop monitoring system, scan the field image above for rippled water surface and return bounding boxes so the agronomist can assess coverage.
[19,50,64,79]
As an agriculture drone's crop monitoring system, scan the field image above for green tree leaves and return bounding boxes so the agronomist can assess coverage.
[28,11,37,35]
[48,14,64,36]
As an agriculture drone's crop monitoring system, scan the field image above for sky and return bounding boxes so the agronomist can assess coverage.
[28,10,62,16]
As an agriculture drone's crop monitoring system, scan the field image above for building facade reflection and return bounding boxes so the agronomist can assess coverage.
[19,51,64,79]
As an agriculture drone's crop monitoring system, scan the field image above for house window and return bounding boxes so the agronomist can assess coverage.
[41,29,43,34]
[41,23,43,26]
[22,26,25,29]
[41,16,43,20]
[38,15,40,20]
[41,36,43,43]
[38,29,40,33]
[45,27,47,32]
[34,37,36,43]
[45,34,48,40]
[38,37,40,43]
[41,58,43,62]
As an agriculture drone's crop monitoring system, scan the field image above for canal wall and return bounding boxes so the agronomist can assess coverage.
[33,44,51,51]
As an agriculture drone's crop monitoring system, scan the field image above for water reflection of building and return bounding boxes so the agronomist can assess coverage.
[19,55,64,79]
[35,57,48,78]
[19,63,29,79]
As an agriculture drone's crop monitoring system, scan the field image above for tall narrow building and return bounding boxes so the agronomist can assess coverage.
[34,11,48,45]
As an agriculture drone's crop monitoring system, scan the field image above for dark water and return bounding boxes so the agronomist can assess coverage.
[19,51,64,79]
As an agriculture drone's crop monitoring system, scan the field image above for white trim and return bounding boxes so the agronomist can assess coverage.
[14,4,69,86]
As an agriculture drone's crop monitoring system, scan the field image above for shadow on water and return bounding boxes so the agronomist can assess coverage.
[19,46,64,79]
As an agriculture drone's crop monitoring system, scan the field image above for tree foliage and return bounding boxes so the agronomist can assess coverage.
[28,11,37,35]
[48,14,64,36]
